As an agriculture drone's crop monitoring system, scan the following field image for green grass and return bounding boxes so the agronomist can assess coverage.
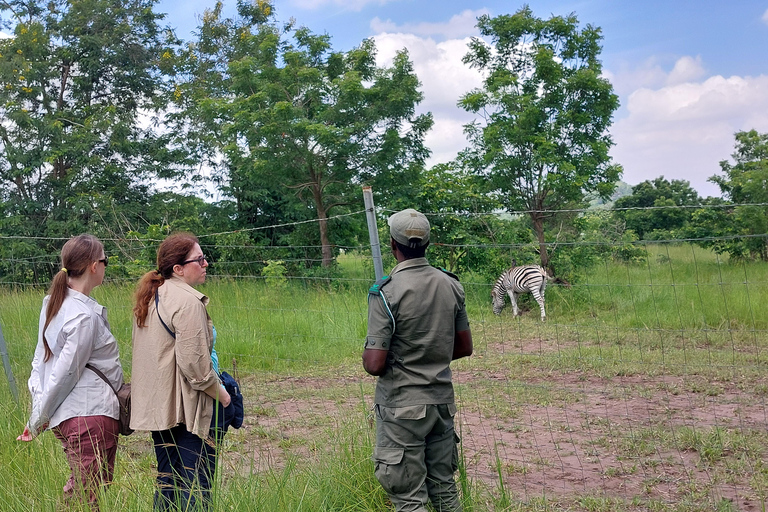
[2,245,768,510]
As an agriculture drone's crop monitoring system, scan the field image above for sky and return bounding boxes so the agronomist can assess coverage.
[6,0,768,198]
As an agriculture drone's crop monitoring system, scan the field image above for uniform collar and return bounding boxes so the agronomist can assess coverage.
[168,274,209,303]
[67,288,93,303]
[391,257,430,275]
[67,288,104,315]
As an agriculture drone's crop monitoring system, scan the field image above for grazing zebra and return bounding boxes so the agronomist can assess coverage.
[491,265,550,321]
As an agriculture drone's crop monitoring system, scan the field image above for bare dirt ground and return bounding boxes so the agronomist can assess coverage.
[212,340,768,511]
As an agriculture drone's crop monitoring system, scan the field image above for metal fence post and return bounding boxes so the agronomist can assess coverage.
[362,186,384,281]
[0,323,20,404]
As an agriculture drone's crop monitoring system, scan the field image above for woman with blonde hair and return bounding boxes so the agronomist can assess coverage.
[18,234,123,510]
[131,232,230,511]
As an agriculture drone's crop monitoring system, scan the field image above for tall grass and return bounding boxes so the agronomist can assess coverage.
[2,244,768,510]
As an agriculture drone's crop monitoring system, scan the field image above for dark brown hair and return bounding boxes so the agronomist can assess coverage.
[133,232,199,327]
[43,234,104,361]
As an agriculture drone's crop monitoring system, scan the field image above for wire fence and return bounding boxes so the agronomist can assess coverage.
[2,206,768,509]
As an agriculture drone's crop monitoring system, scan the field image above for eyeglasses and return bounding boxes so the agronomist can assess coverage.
[98,258,108,267]
[181,255,207,266]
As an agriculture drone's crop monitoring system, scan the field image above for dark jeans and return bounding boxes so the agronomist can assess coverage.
[152,424,217,511]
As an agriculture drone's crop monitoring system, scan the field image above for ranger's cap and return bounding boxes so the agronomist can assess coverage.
[388,209,430,248]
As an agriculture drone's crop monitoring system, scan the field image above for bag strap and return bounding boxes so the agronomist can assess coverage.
[155,290,176,339]
[85,363,118,396]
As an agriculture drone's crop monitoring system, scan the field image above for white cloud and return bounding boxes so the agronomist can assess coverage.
[762,8,768,25]
[370,20,768,201]
[0,31,12,39]
[666,55,706,85]
[611,70,768,197]
[290,0,392,12]
[373,32,483,166]
[370,9,488,39]
[604,55,707,96]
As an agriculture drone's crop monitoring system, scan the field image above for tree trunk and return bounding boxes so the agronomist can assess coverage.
[317,211,333,267]
[311,184,334,267]
[531,213,549,268]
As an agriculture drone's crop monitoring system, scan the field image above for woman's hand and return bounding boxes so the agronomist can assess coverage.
[17,426,33,442]
[219,386,232,408]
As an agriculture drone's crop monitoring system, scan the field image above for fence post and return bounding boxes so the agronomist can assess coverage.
[0,323,20,404]
[362,186,384,281]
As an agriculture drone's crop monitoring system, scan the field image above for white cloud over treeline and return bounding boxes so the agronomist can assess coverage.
[372,15,768,198]
[371,9,488,39]
[611,69,768,197]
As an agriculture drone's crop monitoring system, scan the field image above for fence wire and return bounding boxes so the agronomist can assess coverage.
[2,208,768,510]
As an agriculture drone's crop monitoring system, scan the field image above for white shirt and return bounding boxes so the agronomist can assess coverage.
[27,289,124,436]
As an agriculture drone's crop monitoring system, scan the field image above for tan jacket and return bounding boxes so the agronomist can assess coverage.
[130,276,219,439]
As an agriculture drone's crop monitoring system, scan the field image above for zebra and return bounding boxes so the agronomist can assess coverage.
[491,264,550,321]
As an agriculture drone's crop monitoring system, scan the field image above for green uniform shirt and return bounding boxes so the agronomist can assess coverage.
[366,257,470,407]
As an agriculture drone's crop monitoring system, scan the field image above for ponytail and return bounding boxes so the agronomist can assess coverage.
[133,271,165,327]
[133,233,198,327]
[42,235,103,361]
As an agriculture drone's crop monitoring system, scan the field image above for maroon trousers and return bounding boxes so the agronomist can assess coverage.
[53,415,119,510]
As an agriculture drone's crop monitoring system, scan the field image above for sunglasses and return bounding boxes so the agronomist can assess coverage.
[181,255,207,266]
[98,258,108,267]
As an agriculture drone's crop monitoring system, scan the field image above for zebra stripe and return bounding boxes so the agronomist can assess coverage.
[491,265,548,321]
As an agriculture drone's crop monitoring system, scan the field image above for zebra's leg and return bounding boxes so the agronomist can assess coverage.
[531,288,546,321]
[508,291,520,316]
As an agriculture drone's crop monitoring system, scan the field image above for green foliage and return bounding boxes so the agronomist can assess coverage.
[613,176,701,239]
[546,211,645,284]
[685,130,768,261]
[262,259,287,287]
[174,1,432,267]
[460,6,622,268]
[207,231,259,277]
[0,0,192,283]
[393,162,504,274]
[0,0,185,221]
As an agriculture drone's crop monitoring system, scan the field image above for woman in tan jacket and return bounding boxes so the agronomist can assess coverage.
[131,233,230,511]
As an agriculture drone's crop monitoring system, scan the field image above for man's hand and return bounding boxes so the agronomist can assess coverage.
[453,329,473,360]
[362,348,388,376]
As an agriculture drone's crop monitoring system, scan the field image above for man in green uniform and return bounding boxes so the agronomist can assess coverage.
[363,208,473,512]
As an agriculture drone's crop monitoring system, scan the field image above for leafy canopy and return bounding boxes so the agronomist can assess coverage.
[175,1,432,266]
[459,6,621,267]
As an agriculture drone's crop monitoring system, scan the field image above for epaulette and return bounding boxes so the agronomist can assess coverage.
[368,275,391,294]
[438,267,459,281]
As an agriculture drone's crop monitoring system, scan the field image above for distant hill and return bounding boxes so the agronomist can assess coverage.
[588,181,633,210]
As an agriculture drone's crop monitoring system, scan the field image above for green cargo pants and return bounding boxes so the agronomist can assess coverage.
[373,403,462,512]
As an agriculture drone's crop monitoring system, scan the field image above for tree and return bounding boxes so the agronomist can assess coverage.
[0,0,184,281]
[174,1,432,266]
[459,6,622,268]
[391,161,503,274]
[613,177,701,239]
[687,130,768,261]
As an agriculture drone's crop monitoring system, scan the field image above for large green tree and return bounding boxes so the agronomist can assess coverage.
[0,0,184,278]
[459,6,622,268]
[613,176,701,239]
[687,130,768,261]
[174,1,432,266]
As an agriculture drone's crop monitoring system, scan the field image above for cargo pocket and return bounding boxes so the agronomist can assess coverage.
[451,432,461,473]
[373,446,406,495]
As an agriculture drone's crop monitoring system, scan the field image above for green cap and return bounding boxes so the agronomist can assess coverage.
[388,209,430,248]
